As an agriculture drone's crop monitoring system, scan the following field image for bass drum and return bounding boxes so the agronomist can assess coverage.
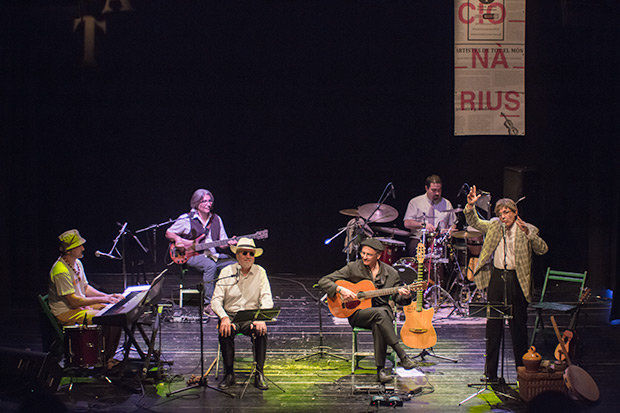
[393,262,419,285]
[64,325,102,368]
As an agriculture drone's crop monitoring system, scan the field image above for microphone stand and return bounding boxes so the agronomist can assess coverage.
[166,281,234,398]
[136,217,180,277]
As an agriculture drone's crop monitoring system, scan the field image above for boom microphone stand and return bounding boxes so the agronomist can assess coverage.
[460,223,516,405]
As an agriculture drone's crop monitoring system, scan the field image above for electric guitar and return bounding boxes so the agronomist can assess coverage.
[327,279,426,318]
[400,242,437,349]
[169,229,268,264]
[554,287,591,361]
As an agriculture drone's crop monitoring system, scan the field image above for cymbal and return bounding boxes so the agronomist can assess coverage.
[372,226,410,237]
[339,208,359,217]
[440,208,463,213]
[358,203,398,223]
[451,230,483,239]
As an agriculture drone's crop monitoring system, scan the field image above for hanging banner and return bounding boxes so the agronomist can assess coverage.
[454,0,525,135]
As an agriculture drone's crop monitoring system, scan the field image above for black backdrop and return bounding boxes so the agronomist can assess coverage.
[2,1,619,314]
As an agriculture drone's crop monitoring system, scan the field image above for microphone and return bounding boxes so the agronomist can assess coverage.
[95,251,120,260]
[390,183,396,199]
[456,183,469,198]
[501,222,506,237]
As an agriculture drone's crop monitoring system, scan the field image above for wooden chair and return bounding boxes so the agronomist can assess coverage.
[529,267,587,347]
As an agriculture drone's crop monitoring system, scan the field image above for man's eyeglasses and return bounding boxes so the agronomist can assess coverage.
[240,251,255,257]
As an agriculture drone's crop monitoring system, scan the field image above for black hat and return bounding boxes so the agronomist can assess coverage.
[360,238,385,252]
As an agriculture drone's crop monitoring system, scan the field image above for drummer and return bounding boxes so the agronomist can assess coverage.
[403,174,457,256]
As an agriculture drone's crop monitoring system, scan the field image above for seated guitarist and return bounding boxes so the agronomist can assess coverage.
[166,188,236,317]
[318,238,417,383]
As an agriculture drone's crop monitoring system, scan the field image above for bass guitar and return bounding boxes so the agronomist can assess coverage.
[554,287,591,361]
[327,279,426,318]
[169,229,268,264]
[400,242,437,349]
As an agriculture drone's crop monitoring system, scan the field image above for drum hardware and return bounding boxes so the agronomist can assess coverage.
[423,236,459,314]
[372,226,410,237]
[438,207,464,214]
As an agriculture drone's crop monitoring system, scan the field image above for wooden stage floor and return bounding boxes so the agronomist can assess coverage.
[1,272,618,412]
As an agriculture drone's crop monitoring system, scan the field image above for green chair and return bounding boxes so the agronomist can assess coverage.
[38,294,64,358]
[529,268,587,347]
[351,324,397,374]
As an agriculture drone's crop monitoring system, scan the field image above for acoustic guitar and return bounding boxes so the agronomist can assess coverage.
[554,287,591,361]
[327,279,426,318]
[400,243,437,349]
[169,229,268,264]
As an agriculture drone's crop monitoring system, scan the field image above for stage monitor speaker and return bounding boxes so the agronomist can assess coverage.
[503,166,540,219]
[0,347,63,397]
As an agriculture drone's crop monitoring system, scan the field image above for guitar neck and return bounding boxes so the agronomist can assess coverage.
[194,231,266,252]
[361,284,416,299]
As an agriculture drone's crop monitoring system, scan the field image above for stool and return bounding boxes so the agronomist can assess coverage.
[351,327,396,374]
[178,264,199,307]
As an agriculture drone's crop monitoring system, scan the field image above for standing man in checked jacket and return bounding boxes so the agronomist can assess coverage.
[464,185,548,382]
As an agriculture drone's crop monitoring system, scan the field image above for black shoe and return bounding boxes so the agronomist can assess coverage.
[400,356,416,370]
[254,372,269,390]
[218,373,236,389]
[377,368,393,383]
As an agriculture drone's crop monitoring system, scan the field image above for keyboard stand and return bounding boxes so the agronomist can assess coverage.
[117,307,163,380]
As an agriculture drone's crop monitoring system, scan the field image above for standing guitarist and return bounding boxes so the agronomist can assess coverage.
[319,238,417,383]
[166,188,237,317]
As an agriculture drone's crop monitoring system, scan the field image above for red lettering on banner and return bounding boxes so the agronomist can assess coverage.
[459,91,521,111]
[458,3,476,24]
[472,48,509,69]
[458,2,506,25]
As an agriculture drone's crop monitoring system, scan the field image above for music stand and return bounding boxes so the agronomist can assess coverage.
[459,302,516,405]
[231,308,285,398]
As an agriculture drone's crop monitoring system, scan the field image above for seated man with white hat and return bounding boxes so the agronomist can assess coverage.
[211,238,273,391]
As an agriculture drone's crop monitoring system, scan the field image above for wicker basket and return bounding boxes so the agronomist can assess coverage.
[517,366,568,402]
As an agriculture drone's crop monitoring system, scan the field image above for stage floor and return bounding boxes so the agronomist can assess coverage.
[1,272,618,412]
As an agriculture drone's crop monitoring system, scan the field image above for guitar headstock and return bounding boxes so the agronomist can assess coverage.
[252,229,269,240]
[579,287,591,304]
[416,242,425,264]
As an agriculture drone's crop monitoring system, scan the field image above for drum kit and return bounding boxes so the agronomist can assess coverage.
[335,204,486,313]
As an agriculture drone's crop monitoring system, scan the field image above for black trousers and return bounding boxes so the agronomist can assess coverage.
[348,306,397,368]
[485,268,529,379]
[219,320,267,375]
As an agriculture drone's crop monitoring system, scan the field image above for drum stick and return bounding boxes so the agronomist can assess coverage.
[550,315,572,365]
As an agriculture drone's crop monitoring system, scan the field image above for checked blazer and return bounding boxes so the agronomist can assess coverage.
[464,207,548,302]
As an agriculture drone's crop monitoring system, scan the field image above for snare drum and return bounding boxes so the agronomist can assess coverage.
[375,238,406,265]
[64,325,102,368]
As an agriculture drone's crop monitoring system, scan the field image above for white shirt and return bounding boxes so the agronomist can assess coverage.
[493,223,516,270]
[404,194,456,238]
[211,263,273,320]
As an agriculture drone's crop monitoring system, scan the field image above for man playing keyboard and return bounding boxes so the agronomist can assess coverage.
[48,229,124,369]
